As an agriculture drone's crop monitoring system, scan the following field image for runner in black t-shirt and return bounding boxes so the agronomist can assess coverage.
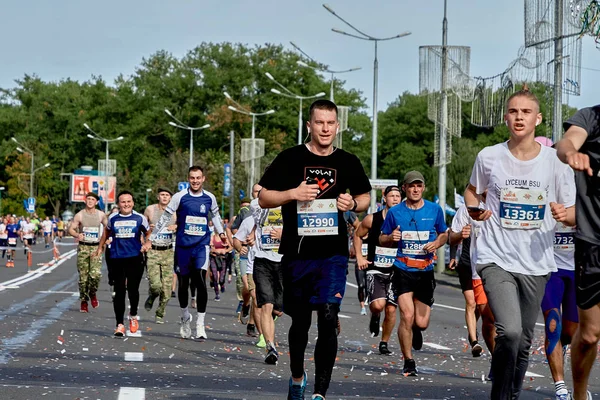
[556,104,600,400]
[258,99,371,400]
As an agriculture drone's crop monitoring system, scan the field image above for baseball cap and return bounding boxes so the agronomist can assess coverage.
[384,185,401,196]
[86,192,99,200]
[403,171,425,185]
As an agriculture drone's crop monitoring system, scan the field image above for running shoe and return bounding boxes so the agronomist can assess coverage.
[247,324,258,338]
[287,371,307,400]
[114,324,126,337]
[190,298,197,309]
[171,291,176,298]
[110,286,116,299]
[360,306,367,315]
[144,295,155,312]
[379,341,392,355]
[264,344,279,365]
[129,315,139,334]
[555,391,571,400]
[80,301,89,313]
[196,320,207,340]
[471,342,483,357]
[90,295,99,309]
[412,326,423,351]
[586,390,592,400]
[256,334,266,348]
[403,358,417,376]
[180,314,193,339]
[312,396,325,400]
[155,315,164,324]
[221,285,225,293]
[215,295,221,302]
[235,300,243,315]
[239,304,250,325]
[369,314,381,337]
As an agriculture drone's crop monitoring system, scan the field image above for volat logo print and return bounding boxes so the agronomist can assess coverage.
[305,167,337,197]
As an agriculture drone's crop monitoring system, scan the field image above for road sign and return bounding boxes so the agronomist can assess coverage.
[369,179,399,190]
[223,163,231,198]
[178,182,190,191]
[27,197,36,213]
[239,189,245,200]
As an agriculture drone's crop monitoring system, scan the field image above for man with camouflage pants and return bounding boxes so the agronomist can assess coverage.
[144,188,177,324]
[68,192,105,313]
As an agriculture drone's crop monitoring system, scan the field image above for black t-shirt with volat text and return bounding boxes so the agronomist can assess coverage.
[259,145,371,260]
[564,105,600,245]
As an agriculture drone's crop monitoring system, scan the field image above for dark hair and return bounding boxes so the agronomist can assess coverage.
[506,83,540,111]
[309,99,338,120]
[117,190,134,203]
[188,165,204,174]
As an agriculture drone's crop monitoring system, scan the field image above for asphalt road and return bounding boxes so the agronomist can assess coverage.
[0,238,598,400]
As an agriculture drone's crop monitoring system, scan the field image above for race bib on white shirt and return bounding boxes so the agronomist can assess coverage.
[184,216,207,236]
[374,246,396,268]
[261,226,282,250]
[297,199,338,236]
[114,220,136,239]
[554,223,575,252]
[500,188,546,229]
[401,231,430,255]
[82,227,100,243]
[0,233,7,240]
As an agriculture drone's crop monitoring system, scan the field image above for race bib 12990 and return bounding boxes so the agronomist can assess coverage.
[297,199,338,236]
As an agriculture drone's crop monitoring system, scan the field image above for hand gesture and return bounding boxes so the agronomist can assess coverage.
[461,224,471,239]
[337,193,354,212]
[239,245,248,256]
[566,150,594,176]
[295,181,319,202]
[422,242,437,254]
[449,258,457,270]
[141,241,152,253]
[357,256,372,270]
[468,208,492,222]
[391,226,402,242]
[550,202,567,222]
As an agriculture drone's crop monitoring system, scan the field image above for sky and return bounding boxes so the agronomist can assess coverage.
[1,0,599,113]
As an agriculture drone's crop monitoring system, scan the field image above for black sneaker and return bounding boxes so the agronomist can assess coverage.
[144,295,155,312]
[265,344,279,365]
[369,313,381,337]
[471,341,483,357]
[171,291,176,298]
[379,341,392,355]
[412,327,423,351]
[239,305,250,325]
[247,324,258,337]
[403,358,417,376]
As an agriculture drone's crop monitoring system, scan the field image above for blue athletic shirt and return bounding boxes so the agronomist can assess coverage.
[166,189,224,248]
[380,200,447,272]
[106,211,149,259]
[7,224,20,238]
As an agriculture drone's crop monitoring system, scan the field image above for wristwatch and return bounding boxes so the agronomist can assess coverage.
[351,199,358,212]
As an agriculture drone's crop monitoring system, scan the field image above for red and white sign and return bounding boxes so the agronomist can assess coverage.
[70,175,116,203]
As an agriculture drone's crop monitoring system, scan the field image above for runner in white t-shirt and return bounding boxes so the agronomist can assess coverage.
[464,88,576,400]
[41,217,53,249]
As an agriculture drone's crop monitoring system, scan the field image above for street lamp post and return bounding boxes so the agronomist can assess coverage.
[164,109,210,168]
[11,137,35,199]
[224,92,275,194]
[290,41,361,103]
[323,3,411,211]
[265,72,325,145]
[84,124,124,213]
[0,187,5,215]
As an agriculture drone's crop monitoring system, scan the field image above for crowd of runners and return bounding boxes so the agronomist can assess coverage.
[2,96,600,400]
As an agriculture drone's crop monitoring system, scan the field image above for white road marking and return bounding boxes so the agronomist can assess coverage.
[525,371,545,378]
[346,282,358,288]
[423,342,453,351]
[124,352,144,362]
[0,249,77,292]
[338,313,352,319]
[118,387,146,400]
[36,291,78,295]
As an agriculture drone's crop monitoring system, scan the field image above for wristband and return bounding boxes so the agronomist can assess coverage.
[351,199,358,212]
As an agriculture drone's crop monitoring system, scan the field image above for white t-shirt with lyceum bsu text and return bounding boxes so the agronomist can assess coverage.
[470,142,576,276]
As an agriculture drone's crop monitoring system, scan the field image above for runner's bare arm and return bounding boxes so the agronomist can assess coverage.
[67,213,81,239]
[556,126,594,176]
[353,215,372,269]
[423,229,449,253]
[352,192,371,213]
[380,225,401,247]
[464,184,492,221]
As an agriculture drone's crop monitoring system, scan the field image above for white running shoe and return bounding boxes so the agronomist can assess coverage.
[196,320,207,340]
[180,314,193,339]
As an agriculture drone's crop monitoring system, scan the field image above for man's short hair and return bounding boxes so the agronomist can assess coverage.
[506,83,540,111]
[117,190,134,202]
[189,165,204,174]
[309,99,338,120]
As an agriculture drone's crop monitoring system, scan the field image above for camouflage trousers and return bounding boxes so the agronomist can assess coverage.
[234,252,243,301]
[77,244,102,301]
[146,248,174,318]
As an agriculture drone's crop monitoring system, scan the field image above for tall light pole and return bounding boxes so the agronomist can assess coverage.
[0,187,5,215]
[164,109,210,168]
[224,92,275,194]
[323,3,411,211]
[265,72,325,145]
[84,123,124,213]
[290,41,361,102]
[11,137,36,199]
[145,188,152,208]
